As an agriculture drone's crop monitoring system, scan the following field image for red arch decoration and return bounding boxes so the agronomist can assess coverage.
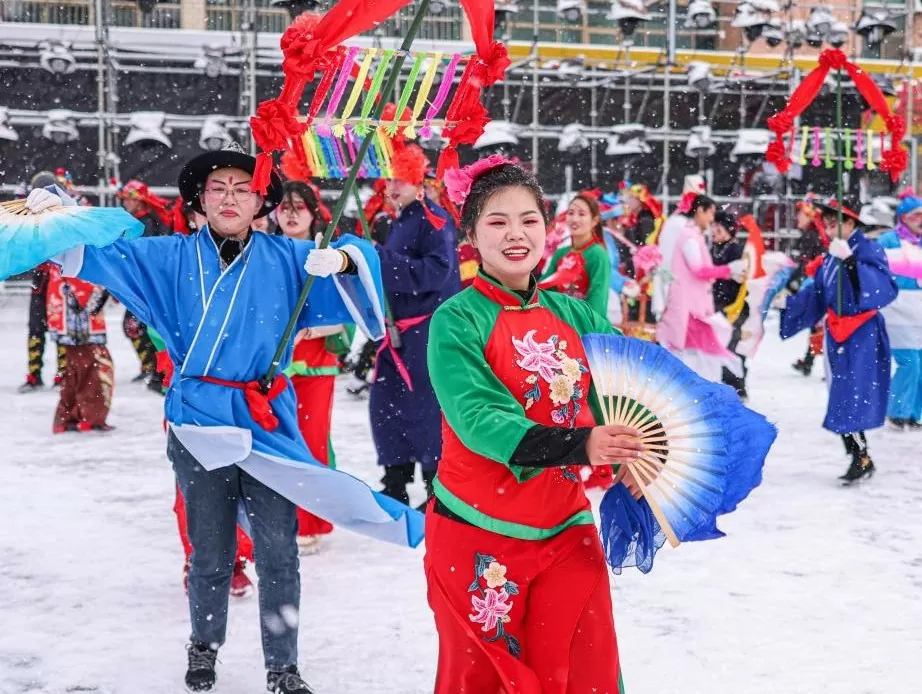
[766,48,908,183]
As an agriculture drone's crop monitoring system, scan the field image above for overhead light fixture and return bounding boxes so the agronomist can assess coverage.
[194,45,228,79]
[0,108,18,142]
[558,124,590,154]
[787,20,807,49]
[855,8,898,49]
[473,120,519,153]
[731,3,772,42]
[494,1,519,29]
[269,0,321,20]
[429,0,447,14]
[730,129,770,162]
[687,61,711,93]
[875,73,897,97]
[747,0,779,12]
[38,40,76,75]
[557,0,584,22]
[685,125,715,158]
[124,111,172,148]
[807,6,835,37]
[684,0,716,30]
[762,20,785,47]
[827,21,849,49]
[605,123,651,157]
[42,110,79,144]
[608,0,650,39]
[199,116,234,151]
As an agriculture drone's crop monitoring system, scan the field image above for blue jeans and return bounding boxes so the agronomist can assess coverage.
[168,432,300,670]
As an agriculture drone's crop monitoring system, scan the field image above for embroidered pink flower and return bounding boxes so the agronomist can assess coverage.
[469,588,513,632]
[512,330,562,383]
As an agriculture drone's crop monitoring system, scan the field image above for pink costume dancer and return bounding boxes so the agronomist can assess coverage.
[655,194,745,382]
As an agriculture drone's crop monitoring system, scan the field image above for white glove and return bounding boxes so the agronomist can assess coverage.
[25,188,62,213]
[304,233,346,278]
[727,259,747,281]
[622,279,641,299]
[828,238,853,260]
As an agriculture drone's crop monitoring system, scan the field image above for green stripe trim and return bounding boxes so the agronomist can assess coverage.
[432,477,594,540]
[619,668,626,694]
[283,363,341,378]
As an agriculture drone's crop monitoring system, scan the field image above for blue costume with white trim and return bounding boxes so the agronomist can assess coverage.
[59,229,424,547]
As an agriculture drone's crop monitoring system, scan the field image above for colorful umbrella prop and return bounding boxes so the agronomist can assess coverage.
[0,189,143,281]
[582,333,775,566]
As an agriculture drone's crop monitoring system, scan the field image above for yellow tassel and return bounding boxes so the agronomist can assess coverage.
[335,49,376,137]
[404,52,441,139]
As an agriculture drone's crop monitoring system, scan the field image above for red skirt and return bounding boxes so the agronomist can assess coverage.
[291,367,336,537]
[424,508,624,694]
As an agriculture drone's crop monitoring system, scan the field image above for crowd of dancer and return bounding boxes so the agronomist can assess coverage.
[9,134,921,692]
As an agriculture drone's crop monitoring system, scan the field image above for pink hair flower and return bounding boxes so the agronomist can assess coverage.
[444,154,518,207]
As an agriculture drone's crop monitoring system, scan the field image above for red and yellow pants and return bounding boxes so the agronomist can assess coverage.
[424,509,624,694]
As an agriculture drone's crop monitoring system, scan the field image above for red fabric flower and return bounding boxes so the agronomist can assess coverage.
[470,41,510,88]
[250,99,304,153]
[767,113,794,135]
[281,149,313,182]
[886,114,907,142]
[765,139,790,173]
[280,13,328,79]
[447,101,490,146]
[818,49,847,71]
[391,144,430,187]
[880,146,909,183]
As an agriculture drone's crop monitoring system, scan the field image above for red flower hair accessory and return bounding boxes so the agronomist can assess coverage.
[443,154,518,207]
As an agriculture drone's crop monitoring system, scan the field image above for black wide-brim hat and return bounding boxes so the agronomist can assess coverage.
[814,197,862,223]
[178,144,283,219]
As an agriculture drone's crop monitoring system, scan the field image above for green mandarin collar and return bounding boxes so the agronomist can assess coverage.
[473,270,540,310]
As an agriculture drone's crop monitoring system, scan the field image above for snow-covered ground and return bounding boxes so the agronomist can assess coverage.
[0,292,920,694]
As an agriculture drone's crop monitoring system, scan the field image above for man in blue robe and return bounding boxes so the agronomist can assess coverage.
[372,144,461,508]
[781,197,898,484]
[48,143,423,694]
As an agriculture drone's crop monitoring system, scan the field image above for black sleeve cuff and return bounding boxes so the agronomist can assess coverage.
[339,252,358,275]
[509,425,593,468]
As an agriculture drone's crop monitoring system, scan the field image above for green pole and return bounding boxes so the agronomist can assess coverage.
[352,187,402,348]
[835,67,844,315]
[261,0,431,389]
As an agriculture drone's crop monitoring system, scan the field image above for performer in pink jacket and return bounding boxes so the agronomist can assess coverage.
[655,194,745,382]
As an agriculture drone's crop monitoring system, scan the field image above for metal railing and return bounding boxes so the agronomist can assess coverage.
[0,0,182,28]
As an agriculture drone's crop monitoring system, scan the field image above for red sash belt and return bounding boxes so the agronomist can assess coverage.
[198,374,288,431]
[374,314,432,391]
[825,308,878,344]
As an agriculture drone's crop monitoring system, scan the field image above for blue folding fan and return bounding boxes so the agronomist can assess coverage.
[582,333,776,570]
[0,188,143,280]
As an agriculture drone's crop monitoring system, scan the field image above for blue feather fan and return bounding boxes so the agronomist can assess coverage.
[582,333,777,572]
[0,193,143,280]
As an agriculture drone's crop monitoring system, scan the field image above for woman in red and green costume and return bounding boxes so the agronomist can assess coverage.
[538,192,612,319]
[426,158,643,694]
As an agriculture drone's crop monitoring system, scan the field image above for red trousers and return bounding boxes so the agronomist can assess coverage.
[292,373,335,537]
[174,485,253,563]
[54,344,113,430]
[424,509,624,694]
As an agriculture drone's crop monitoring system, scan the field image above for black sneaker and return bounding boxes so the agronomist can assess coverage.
[18,375,43,393]
[267,665,315,694]
[839,454,875,485]
[907,420,922,431]
[887,417,907,431]
[185,642,218,692]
